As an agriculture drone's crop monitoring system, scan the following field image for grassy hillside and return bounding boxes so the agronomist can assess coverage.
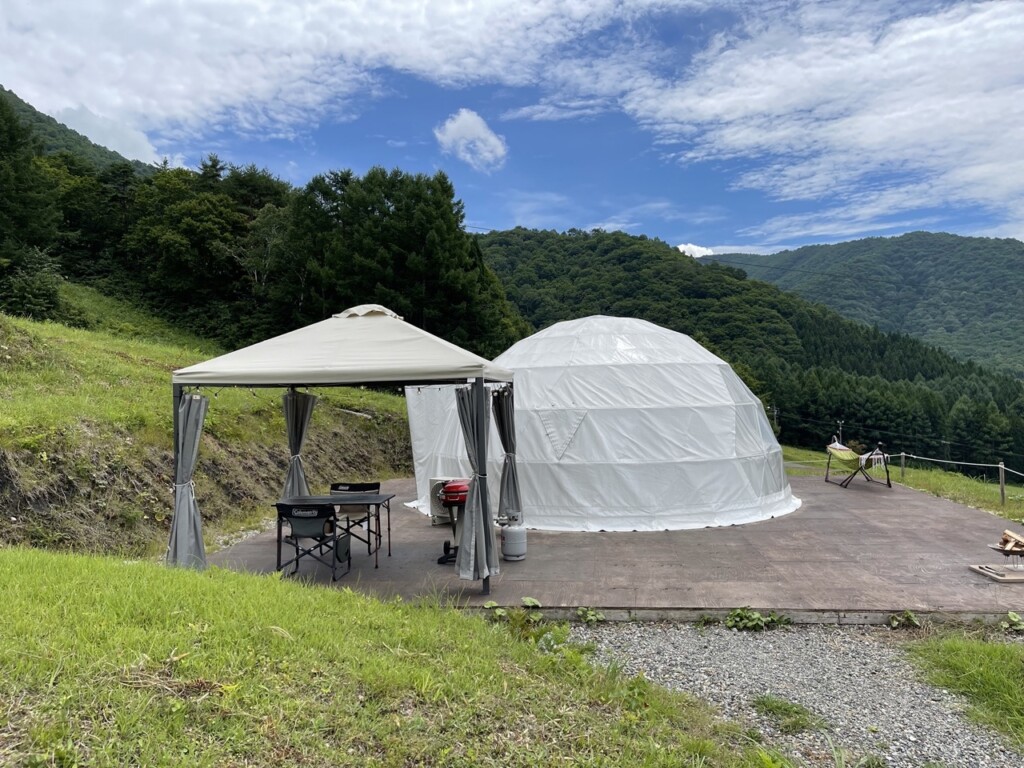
[0,288,412,557]
[707,232,1024,377]
[57,282,222,353]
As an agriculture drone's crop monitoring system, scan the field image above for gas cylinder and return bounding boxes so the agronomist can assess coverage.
[500,525,527,561]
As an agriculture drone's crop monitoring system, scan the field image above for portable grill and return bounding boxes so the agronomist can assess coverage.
[438,479,469,509]
[436,479,469,564]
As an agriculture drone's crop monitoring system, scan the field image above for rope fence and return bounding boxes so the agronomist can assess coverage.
[898,452,1022,505]
[784,450,1023,505]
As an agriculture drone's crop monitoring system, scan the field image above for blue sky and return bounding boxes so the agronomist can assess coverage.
[3,0,1023,255]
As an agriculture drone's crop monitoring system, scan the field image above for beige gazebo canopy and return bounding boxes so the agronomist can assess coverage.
[172,304,513,387]
[168,305,512,593]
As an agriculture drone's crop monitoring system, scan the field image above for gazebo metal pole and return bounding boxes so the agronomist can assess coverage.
[475,376,490,595]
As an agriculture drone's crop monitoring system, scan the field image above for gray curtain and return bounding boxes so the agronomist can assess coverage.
[283,389,317,498]
[492,385,522,525]
[167,393,209,568]
[455,381,499,582]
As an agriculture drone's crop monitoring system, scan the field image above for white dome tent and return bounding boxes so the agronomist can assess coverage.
[406,315,800,532]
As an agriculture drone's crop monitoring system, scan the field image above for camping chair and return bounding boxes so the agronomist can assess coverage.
[825,437,892,489]
[275,501,349,580]
[330,481,381,556]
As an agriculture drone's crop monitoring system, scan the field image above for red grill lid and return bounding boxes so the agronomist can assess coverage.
[438,479,470,506]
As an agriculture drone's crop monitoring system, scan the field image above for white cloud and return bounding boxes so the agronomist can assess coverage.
[588,215,639,232]
[618,0,1024,241]
[164,153,188,169]
[0,0,633,148]
[55,106,159,163]
[588,201,720,234]
[677,243,714,257]
[502,98,608,121]
[434,109,508,173]
[503,190,579,230]
[707,244,792,256]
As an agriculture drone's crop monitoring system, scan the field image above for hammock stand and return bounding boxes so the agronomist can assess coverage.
[825,437,892,489]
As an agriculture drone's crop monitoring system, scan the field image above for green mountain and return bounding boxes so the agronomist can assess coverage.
[705,232,1024,377]
[1,85,154,174]
[478,227,1024,467]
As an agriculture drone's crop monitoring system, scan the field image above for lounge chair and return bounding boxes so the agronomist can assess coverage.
[825,437,891,489]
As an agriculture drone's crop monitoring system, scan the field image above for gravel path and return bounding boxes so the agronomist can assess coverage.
[570,623,1021,767]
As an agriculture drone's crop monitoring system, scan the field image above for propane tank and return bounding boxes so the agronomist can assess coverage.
[500,525,527,561]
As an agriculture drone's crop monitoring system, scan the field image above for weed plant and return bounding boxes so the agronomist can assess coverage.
[726,607,791,631]
[751,694,825,733]
[575,606,605,625]
[887,610,921,629]
[1001,611,1024,633]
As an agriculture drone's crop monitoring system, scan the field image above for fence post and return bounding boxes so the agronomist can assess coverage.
[900,452,905,481]
[999,461,1005,505]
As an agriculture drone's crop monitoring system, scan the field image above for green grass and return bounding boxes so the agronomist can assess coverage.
[897,464,1024,522]
[907,631,1024,748]
[751,694,825,734]
[0,313,194,448]
[0,311,407,451]
[0,547,779,768]
[782,445,831,477]
[782,446,1024,523]
[59,282,223,355]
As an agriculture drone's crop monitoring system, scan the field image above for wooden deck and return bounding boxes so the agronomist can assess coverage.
[209,474,1024,623]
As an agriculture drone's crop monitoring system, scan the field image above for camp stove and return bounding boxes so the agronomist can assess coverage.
[436,479,469,564]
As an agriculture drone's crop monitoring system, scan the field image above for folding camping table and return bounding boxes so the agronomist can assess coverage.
[277,493,395,568]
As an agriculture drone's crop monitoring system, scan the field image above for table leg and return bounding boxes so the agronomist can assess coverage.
[276,517,282,571]
[373,503,380,568]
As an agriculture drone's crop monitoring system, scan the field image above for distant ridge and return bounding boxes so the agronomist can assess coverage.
[706,231,1024,377]
[1,84,154,174]
[478,226,1024,465]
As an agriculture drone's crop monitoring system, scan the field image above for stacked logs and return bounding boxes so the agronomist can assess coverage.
[996,529,1024,554]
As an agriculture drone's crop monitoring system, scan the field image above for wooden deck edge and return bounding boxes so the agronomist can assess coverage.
[464,606,1016,626]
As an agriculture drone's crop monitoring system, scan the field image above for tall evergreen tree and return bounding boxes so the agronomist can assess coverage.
[0,94,62,319]
[276,167,525,357]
